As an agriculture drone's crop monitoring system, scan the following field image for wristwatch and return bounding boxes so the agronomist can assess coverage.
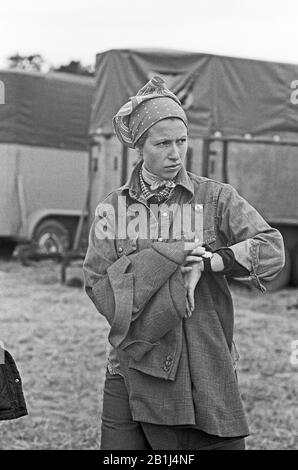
[202,251,214,272]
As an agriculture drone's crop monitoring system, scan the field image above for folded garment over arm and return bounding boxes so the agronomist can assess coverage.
[83,218,187,359]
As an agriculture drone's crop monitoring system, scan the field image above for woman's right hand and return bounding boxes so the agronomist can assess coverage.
[182,261,204,317]
[182,242,206,316]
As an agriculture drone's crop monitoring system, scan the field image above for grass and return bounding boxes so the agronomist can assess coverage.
[0,260,297,450]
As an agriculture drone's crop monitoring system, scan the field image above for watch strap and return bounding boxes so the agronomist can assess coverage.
[202,253,213,272]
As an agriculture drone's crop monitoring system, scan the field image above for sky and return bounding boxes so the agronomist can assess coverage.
[0,0,298,69]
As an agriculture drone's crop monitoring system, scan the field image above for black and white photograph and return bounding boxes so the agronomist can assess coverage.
[0,0,297,453]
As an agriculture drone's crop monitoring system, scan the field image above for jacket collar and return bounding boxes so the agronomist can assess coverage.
[121,160,194,200]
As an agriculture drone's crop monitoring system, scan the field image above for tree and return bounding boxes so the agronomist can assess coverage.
[8,53,45,72]
[6,54,95,76]
[53,60,95,77]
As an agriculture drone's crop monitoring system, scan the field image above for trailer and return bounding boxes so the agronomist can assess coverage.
[0,69,93,257]
[88,49,298,289]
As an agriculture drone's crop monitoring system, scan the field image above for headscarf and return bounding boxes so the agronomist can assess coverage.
[112,75,188,148]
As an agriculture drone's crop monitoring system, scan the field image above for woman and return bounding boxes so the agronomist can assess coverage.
[83,76,285,450]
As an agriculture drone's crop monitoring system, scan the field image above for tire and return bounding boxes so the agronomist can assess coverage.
[33,219,70,255]
[265,246,291,291]
[0,240,17,260]
[291,243,298,287]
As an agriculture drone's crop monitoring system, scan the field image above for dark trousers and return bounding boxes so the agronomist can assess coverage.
[100,370,246,450]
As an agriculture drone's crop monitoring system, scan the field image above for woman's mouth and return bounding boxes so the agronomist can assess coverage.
[165,163,181,170]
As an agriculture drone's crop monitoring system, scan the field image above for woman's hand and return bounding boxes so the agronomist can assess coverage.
[184,242,207,264]
[182,242,206,316]
[182,261,204,317]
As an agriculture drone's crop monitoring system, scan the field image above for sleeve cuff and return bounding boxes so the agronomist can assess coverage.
[152,241,186,265]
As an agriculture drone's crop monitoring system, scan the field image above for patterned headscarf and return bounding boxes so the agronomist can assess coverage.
[112,75,188,148]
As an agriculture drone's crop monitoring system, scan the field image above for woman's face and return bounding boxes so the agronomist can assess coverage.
[141,118,188,179]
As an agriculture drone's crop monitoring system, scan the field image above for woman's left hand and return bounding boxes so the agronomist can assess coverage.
[184,244,206,264]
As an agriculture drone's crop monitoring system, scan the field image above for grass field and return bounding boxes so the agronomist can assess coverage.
[0,260,297,450]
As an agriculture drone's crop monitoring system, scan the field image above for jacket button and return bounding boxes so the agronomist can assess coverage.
[15,378,20,383]
[118,247,123,253]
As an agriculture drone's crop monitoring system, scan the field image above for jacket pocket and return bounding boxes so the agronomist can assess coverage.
[204,227,216,246]
[127,323,183,382]
[202,198,217,246]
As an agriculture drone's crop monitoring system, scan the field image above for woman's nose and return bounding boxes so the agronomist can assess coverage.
[168,143,180,160]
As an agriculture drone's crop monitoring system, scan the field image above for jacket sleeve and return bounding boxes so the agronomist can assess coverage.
[83,213,187,357]
[216,184,285,291]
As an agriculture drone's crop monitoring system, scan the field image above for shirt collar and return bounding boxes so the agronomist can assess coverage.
[121,160,194,200]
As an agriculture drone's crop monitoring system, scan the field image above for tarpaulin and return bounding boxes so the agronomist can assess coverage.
[0,70,94,150]
[90,49,298,141]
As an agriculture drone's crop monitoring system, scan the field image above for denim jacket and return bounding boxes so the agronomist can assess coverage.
[83,161,284,436]
[0,349,28,420]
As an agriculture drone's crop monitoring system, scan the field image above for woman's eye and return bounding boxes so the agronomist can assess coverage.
[156,139,186,147]
[157,141,169,147]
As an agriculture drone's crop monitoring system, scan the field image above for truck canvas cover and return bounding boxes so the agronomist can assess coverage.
[90,49,298,141]
[0,70,94,150]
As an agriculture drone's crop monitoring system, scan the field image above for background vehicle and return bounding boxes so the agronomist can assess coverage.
[0,69,93,257]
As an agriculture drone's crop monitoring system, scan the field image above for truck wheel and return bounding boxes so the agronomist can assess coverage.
[266,246,291,291]
[291,244,298,287]
[0,240,17,260]
[33,219,70,254]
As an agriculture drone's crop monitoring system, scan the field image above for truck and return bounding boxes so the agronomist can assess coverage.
[87,48,298,289]
[0,69,93,258]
